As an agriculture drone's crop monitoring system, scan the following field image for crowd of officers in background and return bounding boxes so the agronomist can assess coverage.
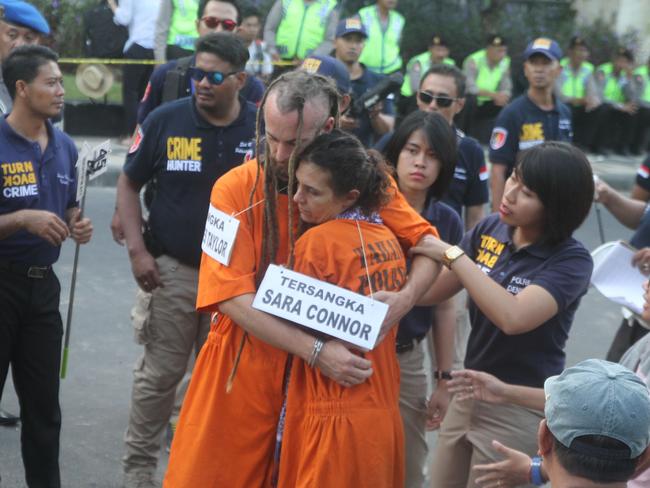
[153,0,650,156]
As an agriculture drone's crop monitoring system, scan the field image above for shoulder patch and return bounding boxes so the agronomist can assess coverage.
[129,127,143,154]
[140,82,152,103]
[490,127,508,150]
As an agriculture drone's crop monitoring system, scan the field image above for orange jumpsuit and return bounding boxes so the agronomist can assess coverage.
[164,160,436,488]
[279,219,407,487]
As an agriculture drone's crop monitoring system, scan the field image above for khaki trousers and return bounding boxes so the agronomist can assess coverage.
[398,341,428,488]
[430,396,543,488]
[122,255,210,475]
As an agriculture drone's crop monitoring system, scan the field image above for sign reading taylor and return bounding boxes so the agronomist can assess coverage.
[252,264,388,350]
[201,204,240,266]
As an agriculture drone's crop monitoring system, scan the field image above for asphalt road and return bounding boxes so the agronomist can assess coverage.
[0,186,634,487]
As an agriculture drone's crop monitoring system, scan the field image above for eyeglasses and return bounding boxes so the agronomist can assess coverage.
[200,16,237,31]
[417,91,457,108]
[188,67,239,85]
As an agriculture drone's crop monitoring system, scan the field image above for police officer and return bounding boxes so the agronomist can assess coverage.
[632,56,650,154]
[461,34,511,143]
[489,37,571,213]
[357,0,404,75]
[0,0,51,429]
[333,18,395,147]
[154,0,199,61]
[263,0,339,78]
[416,64,488,230]
[0,0,50,114]
[0,45,93,488]
[556,36,602,151]
[401,34,454,100]
[116,32,255,488]
[594,47,638,155]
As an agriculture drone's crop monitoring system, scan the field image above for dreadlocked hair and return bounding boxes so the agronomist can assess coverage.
[228,71,340,392]
[251,70,341,277]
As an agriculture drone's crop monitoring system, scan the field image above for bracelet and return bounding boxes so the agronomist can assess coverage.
[308,338,325,368]
[433,370,452,380]
[529,455,544,485]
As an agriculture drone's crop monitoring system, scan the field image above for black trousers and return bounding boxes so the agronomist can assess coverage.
[122,43,154,136]
[0,268,63,488]
[461,95,503,145]
[165,44,193,61]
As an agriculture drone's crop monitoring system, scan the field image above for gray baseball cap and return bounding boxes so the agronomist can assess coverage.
[544,359,650,459]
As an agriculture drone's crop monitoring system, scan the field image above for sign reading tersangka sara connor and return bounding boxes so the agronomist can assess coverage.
[252,264,388,350]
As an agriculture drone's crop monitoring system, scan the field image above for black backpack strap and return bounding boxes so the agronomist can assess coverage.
[161,55,194,103]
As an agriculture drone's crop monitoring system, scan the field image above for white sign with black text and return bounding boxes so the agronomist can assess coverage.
[252,264,388,350]
[87,139,111,181]
[201,204,240,266]
[75,142,91,202]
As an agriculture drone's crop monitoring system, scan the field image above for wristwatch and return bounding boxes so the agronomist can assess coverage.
[441,245,465,269]
[433,370,452,380]
[530,455,544,485]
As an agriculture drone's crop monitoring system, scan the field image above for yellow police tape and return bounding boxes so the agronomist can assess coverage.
[59,57,297,66]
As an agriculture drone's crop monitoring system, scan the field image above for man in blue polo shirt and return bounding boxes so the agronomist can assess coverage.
[489,38,571,212]
[416,64,489,231]
[116,32,255,487]
[0,0,52,429]
[0,45,93,488]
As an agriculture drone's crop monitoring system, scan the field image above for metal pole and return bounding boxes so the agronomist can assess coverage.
[60,170,88,379]
[595,202,606,245]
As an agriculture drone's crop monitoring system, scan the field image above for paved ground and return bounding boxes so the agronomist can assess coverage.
[0,136,645,487]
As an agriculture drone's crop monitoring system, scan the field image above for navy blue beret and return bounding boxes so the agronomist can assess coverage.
[1,1,50,35]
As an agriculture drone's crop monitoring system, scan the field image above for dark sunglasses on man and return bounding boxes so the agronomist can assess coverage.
[200,16,237,31]
[188,67,240,85]
[417,90,457,108]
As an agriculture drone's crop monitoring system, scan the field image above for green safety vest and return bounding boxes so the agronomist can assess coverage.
[167,0,200,50]
[275,0,338,60]
[635,65,650,103]
[400,51,455,97]
[358,5,404,74]
[598,62,627,103]
[466,49,510,105]
[559,58,594,99]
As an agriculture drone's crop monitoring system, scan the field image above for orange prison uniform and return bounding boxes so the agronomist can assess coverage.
[164,159,437,488]
[279,219,407,488]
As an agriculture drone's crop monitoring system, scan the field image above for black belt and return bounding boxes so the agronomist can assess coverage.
[0,262,52,279]
[396,335,425,354]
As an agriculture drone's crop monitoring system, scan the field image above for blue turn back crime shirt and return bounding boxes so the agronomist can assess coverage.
[0,117,78,266]
[460,214,592,387]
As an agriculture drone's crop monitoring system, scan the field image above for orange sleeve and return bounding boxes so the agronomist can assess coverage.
[379,176,439,251]
[196,162,260,312]
[293,230,334,284]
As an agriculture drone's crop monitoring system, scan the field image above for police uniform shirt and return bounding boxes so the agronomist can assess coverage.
[350,66,395,147]
[636,154,650,194]
[460,214,592,387]
[397,200,463,343]
[0,117,77,266]
[489,94,572,174]
[137,56,265,125]
[124,96,256,267]
[442,129,489,218]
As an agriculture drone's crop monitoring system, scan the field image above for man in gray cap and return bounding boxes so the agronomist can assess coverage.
[0,0,50,113]
[0,0,50,428]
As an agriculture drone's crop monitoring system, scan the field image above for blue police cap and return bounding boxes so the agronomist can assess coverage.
[0,0,50,35]
[300,55,351,95]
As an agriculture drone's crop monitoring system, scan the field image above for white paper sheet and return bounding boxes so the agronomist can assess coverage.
[591,241,646,314]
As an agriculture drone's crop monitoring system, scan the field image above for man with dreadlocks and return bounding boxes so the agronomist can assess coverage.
[164,70,440,487]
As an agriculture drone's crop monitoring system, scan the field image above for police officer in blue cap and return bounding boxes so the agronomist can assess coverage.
[0,0,50,429]
[0,1,50,114]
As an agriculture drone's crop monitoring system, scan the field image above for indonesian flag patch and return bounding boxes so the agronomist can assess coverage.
[129,127,143,154]
[490,127,508,150]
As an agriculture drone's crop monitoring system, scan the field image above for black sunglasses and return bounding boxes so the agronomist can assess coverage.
[417,90,457,108]
[188,67,239,85]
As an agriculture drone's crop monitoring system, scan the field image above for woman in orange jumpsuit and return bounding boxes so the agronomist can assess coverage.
[278,130,407,487]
